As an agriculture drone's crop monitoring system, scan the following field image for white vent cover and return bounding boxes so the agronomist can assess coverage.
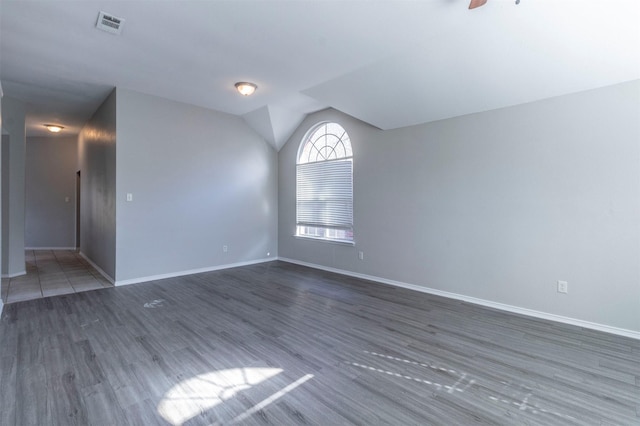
[96,11,125,35]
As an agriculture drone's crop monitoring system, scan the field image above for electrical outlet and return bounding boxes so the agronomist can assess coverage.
[223,245,228,253]
[126,193,133,202]
[557,280,568,294]
[358,251,364,260]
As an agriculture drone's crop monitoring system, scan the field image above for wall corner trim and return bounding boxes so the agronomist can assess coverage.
[114,257,274,287]
[277,257,640,341]
[79,252,115,284]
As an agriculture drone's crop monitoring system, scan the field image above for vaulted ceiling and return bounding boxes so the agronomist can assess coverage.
[1,1,638,149]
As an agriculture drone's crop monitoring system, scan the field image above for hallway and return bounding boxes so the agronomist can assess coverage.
[1,250,113,303]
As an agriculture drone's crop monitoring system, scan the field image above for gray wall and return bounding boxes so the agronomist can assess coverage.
[0,84,3,312]
[279,80,640,333]
[1,96,26,276]
[115,89,277,282]
[78,89,117,279]
[1,136,8,275]
[25,136,78,248]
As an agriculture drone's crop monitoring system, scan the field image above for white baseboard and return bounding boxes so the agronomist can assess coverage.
[115,257,275,286]
[25,247,77,251]
[278,257,640,340]
[78,252,115,285]
[1,270,27,279]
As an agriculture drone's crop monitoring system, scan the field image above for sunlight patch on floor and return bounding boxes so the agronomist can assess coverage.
[225,374,314,425]
[157,367,282,425]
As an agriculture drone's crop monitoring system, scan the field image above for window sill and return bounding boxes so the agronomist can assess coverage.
[294,235,355,246]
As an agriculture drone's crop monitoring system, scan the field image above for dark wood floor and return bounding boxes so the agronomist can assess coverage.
[0,261,638,425]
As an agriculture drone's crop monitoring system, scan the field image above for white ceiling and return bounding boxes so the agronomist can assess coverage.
[1,0,639,149]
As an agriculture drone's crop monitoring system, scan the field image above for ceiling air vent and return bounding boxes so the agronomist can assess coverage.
[96,11,125,35]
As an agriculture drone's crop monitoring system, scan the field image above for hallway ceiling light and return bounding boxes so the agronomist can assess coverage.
[235,82,257,96]
[45,124,64,133]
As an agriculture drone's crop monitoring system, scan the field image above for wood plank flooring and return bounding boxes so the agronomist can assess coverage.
[1,250,113,304]
[0,260,638,425]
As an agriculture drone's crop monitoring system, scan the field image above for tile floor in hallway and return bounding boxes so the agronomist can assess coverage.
[1,250,113,303]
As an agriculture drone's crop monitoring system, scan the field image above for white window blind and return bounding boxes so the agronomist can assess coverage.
[296,122,353,243]
[296,159,353,228]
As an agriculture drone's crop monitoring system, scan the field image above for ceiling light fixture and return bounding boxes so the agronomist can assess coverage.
[45,124,64,133]
[235,82,257,96]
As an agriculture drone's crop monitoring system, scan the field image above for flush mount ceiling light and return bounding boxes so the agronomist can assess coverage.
[235,82,257,96]
[45,124,64,133]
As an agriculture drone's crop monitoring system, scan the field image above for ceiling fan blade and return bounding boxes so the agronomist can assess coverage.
[469,0,488,9]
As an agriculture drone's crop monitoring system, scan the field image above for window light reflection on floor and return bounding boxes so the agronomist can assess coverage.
[157,367,283,425]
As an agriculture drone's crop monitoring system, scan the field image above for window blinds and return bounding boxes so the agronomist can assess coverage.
[296,159,353,229]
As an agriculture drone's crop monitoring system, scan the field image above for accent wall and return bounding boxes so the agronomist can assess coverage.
[278,80,640,334]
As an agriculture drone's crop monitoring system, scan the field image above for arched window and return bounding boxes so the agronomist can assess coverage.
[296,122,353,243]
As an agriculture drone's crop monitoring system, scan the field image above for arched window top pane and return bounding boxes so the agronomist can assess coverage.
[298,122,352,164]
